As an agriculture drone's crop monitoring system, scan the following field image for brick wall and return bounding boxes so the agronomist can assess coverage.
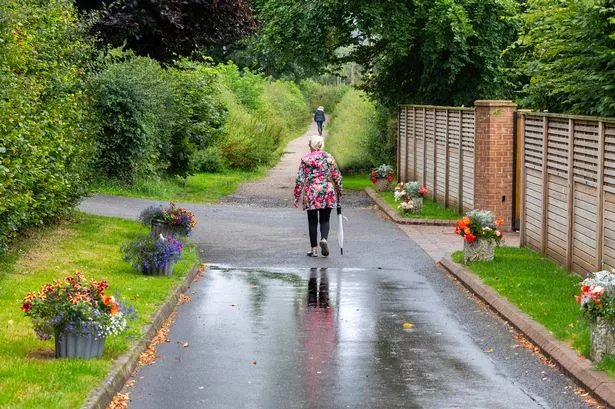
[473,100,517,232]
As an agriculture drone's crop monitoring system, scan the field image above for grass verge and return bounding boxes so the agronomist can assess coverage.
[341,173,373,191]
[450,247,615,373]
[89,169,266,203]
[379,191,462,220]
[0,213,199,408]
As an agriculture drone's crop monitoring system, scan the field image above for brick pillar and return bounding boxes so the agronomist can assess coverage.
[473,100,517,232]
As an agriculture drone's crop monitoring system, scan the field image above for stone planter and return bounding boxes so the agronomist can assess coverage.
[375,178,392,192]
[463,238,496,263]
[55,333,105,359]
[151,221,186,237]
[142,261,175,277]
[590,316,615,361]
[409,197,423,213]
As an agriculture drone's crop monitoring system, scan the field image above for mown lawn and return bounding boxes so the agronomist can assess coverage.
[451,247,615,374]
[89,169,265,203]
[379,191,462,220]
[0,213,199,408]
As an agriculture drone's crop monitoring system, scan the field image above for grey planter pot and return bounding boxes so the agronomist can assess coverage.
[463,238,495,264]
[55,333,105,359]
[375,178,392,192]
[142,261,175,276]
[590,316,615,362]
[151,221,187,237]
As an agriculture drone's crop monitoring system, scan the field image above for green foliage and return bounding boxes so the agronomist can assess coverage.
[513,0,615,116]
[256,0,518,107]
[0,0,95,251]
[300,80,348,115]
[163,59,227,178]
[216,62,309,169]
[380,192,462,220]
[89,55,168,183]
[192,147,227,173]
[325,89,377,170]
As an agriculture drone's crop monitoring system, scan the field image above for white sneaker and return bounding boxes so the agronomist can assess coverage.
[319,239,329,257]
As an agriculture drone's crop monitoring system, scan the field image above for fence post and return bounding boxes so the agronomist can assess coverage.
[473,100,517,232]
[566,119,575,271]
[597,121,606,270]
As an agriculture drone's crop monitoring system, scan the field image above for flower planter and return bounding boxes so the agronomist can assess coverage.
[151,221,186,237]
[55,333,105,359]
[375,178,392,192]
[142,261,175,276]
[409,197,423,213]
[590,316,615,361]
[463,238,495,263]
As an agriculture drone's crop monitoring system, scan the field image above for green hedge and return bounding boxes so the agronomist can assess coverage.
[0,0,94,250]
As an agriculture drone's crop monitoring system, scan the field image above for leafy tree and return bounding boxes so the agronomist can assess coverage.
[256,0,518,107]
[513,0,615,116]
[76,0,256,62]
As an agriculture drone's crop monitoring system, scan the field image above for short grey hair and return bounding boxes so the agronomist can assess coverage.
[309,134,324,150]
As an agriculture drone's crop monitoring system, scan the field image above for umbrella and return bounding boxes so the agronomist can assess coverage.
[337,201,344,255]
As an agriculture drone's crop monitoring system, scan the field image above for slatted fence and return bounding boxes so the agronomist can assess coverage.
[520,112,615,276]
[397,105,476,213]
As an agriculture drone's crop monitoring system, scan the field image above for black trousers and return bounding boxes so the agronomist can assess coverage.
[307,208,332,248]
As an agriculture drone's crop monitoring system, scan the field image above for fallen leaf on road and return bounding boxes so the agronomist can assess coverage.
[106,392,129,409]
[251,360,257,365]
[231,304,238,307]
[178,294,191,304]
[402,322,414,329]
[483,348,494,353]
[182,341,189,348]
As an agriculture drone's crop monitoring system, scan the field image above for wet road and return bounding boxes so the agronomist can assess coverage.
[80,195,593,409]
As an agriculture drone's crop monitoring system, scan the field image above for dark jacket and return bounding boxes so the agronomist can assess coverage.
[314,109,325,122]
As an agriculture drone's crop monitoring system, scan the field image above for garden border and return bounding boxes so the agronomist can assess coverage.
[82,262,202,409]
[439,258,615,408]
[365,187,457,226]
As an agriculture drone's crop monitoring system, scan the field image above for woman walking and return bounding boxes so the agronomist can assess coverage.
[294,135,342,257]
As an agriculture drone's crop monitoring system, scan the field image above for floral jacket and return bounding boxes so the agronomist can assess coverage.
[294,150,343,210]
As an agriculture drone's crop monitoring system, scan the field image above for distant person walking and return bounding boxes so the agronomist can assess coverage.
[314,106,325,136]
[294,135,342,257]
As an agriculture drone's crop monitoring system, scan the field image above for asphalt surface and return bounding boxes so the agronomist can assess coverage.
[77,124,595,409]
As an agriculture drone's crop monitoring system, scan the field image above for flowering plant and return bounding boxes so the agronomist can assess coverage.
[455,210,504,243]
[576,270,615,320]
[121,233,184,272]
[139,201,197,235]
[21,272,135,340]
[371,164,394,184]
[394,181,427,200]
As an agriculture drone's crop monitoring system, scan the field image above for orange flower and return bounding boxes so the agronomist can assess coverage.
[456,220,467,229]
[103,295,115,306]
[496,218,504,226]
[464,233,476,243]
[463,227,471,235]
[462,216,471,226]
[110,303,119,316]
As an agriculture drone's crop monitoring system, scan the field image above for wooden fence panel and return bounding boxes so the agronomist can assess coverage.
[398,107,407,181]
[435,110,448,203]
[461,111,475,212]
[425,109,436,196]
[415,108,425,186]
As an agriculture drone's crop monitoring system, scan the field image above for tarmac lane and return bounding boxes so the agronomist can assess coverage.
[79,196,596,409]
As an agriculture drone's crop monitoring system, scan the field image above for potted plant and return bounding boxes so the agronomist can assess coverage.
[576,270,615,361]
[121,233,184,276]
[394,181,427,214]
[139,201,198,237]
[455,210,504,263]
[370,164,394,192]
[21,271,134,359]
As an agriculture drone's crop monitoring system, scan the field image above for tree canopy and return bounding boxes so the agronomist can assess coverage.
[76,0,256,62]
[256,0,519,107]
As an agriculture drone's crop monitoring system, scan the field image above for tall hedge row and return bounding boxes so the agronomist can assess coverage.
[0,0,94,249]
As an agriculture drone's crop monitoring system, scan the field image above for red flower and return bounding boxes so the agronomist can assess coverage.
[456,220,467,230]
[386,175,394,182]
[21,302,32,313]
[464,233,476,243]
[371,177,377,184]
[418,186,427,197]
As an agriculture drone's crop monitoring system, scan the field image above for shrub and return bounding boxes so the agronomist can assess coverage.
[193,147,227,173]
[0,0,95,251]
[162,59,227,178]
[89,55,169,183]
[325,88,376,170]
[300,80,348,114]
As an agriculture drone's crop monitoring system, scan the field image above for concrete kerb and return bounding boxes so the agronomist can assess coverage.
[82,262,202,409]
[438,258,615,408]
[364,187,456,226]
